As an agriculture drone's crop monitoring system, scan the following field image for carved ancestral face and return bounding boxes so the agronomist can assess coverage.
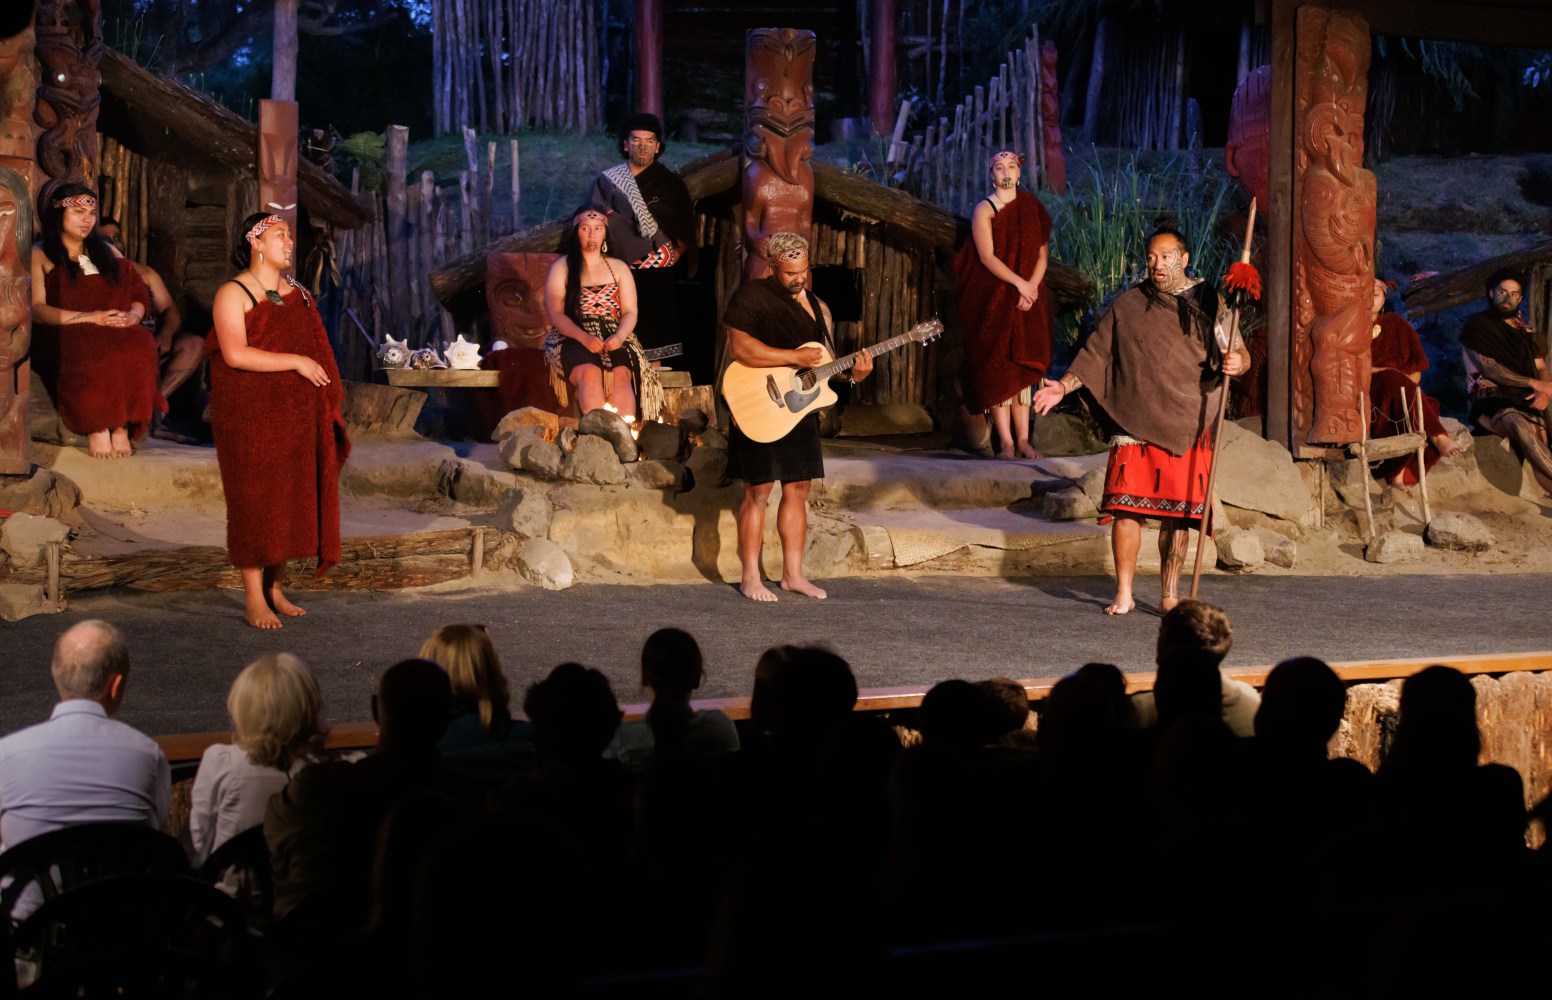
[1147,234,1190,291]
[487,252,559,350]
[624,130,660,169]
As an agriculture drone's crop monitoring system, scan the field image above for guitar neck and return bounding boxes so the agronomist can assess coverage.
[811,332,915,380]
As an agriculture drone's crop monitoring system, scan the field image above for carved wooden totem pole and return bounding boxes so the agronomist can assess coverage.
[0,166,31,474]
[1292,8,1374,445]
[1226,65,1272,212]
[259,99,300,235]
[1039,40,1067,194]
[0,10,38,192]
[33,0,102,207]
[742,28,816,279]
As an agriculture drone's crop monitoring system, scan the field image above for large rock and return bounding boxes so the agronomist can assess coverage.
[1251,526,1297,568]
[495,486,552,539]
[676,407,709,436]
[1366,530,1424,564]
[1425,511,1494,552]
[697,427,729,450]
[1076,466,1107,506]
[517,538,574,590]
[1,512,71,569]
[636,419,684,462]
[492,407,575,444]
[1215,420,1311,522]
[436,458,517,508]
[1214,525,1265,569]
[1042,486,1097,521]
[837,403,934,437]
[496,425,548,470]
[0,468,81,520]
[1031,411,1107,457]
[804,517,856,571]
[684,445,727,489]
[561,435,626,485]
[0,583,57,623]
[628,460,688,491]
[519,440,565,479]
[578,408,639,462]
[557,427,578,453]
[341,381,425,438]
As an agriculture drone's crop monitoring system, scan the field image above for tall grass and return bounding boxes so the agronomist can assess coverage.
[1042,152,1246,344]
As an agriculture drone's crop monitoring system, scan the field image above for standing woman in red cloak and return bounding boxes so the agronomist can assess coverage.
[208,213,350,629]
[30,183,159,458]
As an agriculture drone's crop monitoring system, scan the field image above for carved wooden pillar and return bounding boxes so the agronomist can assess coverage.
[1226,65,1271,212]
[741,27,816,280]
[258,99,300,237]
[1039,40,1067,195]
[868,0,897,136]
[634,0,663,120]
[0,166,31,475]
[1292,7,1374,445]
[0,9,39,195]
[33,0,102,207]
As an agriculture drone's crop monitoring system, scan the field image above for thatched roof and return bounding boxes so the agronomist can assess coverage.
[427,150,1094,307]
[97,49,369,228]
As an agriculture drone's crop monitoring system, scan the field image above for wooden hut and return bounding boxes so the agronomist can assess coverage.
[429,150,1092,421]
[93,49,369,330]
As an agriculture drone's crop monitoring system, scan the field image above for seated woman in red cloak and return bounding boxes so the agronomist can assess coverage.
[208,212,350,630]
[1368,278,1461,487]
[29,183,158,458]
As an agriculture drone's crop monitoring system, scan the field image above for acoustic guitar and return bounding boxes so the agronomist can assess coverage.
[721,319,943,443]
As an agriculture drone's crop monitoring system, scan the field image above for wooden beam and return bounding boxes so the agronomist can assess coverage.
[1265,0,1297,450]
[1403,239,1552,317]
[1346,0,1552,49]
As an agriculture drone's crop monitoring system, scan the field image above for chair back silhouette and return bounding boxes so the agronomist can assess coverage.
[10,873,260,998]
[0,823,190,920]
[198,825,274,929]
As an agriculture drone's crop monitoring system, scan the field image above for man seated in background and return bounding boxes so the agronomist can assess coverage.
[1461,268,1552,498]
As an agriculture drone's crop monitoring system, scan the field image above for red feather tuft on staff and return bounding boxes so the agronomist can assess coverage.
[1223,261,1262,301]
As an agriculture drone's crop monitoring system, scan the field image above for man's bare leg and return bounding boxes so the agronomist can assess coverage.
[777,479,826,599]
[1490,411,1552,496]
[1012,400,1041,459]
[264,563,306,618]
[1158,519,1190,613]
[737,482,778,601]
[989,404,1015,459]
[158,335,204,400]
[1107,514,1142,615]
[241,566,281,629]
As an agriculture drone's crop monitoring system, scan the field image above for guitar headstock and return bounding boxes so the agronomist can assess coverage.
[908,318,944,345]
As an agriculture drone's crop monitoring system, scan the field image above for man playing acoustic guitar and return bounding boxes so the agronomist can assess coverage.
[724,232,872,602]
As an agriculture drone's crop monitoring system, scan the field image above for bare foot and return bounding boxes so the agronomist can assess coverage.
[109,427,132,458]
[780,576,827,599]
[1433,434,1463,459]
[1159,596,1181,613]
[269,587,307,618]
[245,597,283,630]
[740,578,779,602]
[1104,594,1135,615]
[86,430,113,459]
[1017,441,1043,460]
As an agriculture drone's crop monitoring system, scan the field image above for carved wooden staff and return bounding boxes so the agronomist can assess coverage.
[1190,199,1260,599]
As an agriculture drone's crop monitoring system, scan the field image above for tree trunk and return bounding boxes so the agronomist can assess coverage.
[272,0,298,101]
[634,0,663,119]
[1081,8,1113,144]
[869,0,898,136]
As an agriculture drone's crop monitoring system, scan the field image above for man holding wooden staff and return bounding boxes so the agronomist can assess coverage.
[1034,225,1248,615]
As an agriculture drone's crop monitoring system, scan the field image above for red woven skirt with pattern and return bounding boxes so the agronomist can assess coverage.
[1101,430,1214,530]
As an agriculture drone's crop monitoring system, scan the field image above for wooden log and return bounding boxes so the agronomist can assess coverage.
[509,137,521,233]
[385,125,412,337]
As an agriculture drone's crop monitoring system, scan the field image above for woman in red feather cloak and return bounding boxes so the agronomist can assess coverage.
[208,213,350,629]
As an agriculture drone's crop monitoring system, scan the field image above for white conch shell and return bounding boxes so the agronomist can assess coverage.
[443,334,483,370]
[377,335,411,369]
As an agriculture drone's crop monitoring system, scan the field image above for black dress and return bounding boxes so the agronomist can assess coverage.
[724,277,830,485]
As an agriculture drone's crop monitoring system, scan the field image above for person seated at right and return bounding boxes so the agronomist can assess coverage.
[30,184,159,458]
[1368,278,1461,488]
[542,207,641,418]
[1460,268,1552,497]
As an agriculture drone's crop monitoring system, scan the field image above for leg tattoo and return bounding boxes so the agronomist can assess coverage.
[1158,521,1190,611]
[1493,411,1552,491]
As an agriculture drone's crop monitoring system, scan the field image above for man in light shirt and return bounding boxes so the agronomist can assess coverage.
[0,620,170,850]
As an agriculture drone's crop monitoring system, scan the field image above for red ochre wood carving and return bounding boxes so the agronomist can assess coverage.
[1226,65,1271,213]
[1293,7,1374,445]
[0,166,32,475]
[742,27,816,280]
[34,0,102,205]
[259,99,301,235]
[486,252,558,351]
[0,15,39,193]
[1039,40,1066,194]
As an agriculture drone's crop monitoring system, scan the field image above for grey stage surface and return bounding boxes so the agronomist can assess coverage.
[0,573,1543,738]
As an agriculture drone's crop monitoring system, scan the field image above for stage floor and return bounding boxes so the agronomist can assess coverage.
[1,573,1544,739]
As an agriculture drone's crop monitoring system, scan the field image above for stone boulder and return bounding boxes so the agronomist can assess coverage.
[578,408,639,462]
[557,427,578,453]
[1,513,70,569]
[1251,526,1297,568]
[0,468,81,521]
[519,440,565,479]
[697,427,729,450]
[1215,420,1310,522]
[1042,486,1097,521]
[497,425,548,471]
[628,460,688,491]
[492,406,575,444]
[1031,411,1107,457]
[1425,511,1494,552]
[1366,531,1424,564]
[684,446,727,489]
[636,419,684,462]
[341,381,425,438]
[517,538,574,590]
[837,404,934,437]
[495,487,552,539]
[0,583,59,623]
[1214,526,1265,570]
[1076,466,1107,506]
[562,435,626,485]
[677,407,710,435]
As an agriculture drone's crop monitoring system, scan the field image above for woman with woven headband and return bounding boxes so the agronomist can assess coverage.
[30,182,159,458]
[541,206,660,419]
[206,211,350,630]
